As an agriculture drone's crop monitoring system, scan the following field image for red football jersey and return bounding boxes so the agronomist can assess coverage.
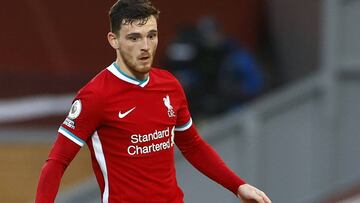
[59,63,193,203]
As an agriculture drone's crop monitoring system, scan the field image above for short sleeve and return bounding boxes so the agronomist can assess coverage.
[58,87,103,147]
[175,81,193,132]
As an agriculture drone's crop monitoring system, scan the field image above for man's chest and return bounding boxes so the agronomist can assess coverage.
[104,89,179,128]
[97,88,181,156]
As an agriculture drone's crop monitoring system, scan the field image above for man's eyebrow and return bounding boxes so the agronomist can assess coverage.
[148,30,158,34]
[125,30,157,38]
[125,32,142,38]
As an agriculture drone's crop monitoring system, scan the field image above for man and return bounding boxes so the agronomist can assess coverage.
[36,0,271,203]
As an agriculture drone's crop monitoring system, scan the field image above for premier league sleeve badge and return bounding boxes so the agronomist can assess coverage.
[68,99,82,119]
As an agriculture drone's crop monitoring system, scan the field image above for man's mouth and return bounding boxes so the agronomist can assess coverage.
[138,55,151,61]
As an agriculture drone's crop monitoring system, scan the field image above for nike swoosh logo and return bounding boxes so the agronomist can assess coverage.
[118,107,136,119]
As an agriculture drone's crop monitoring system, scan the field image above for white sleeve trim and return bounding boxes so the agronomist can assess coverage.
[58,126,85,147]
[175,118,193,131]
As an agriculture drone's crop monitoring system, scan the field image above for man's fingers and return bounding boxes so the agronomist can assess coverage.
[255,195,265,203]
[237,184,272,203]
[256,190,271,203]
[262,192,272,203]
[249,192,265,203]
[238,192,263,203]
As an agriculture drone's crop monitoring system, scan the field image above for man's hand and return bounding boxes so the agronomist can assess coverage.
[237,184,272,203]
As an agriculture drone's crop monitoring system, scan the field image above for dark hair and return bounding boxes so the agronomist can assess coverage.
[109,0,160,34]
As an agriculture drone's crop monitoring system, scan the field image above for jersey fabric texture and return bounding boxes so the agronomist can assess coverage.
[36,63,245,203]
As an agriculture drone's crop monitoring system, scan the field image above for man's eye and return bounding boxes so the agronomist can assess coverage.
[130,37,138,41]
[148,34,157,39]
[127,36,140,41]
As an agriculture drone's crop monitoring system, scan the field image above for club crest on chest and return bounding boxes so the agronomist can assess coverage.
[163,95,176,118]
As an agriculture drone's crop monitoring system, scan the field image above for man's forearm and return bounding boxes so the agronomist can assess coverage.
[35,135,81,203]
[36,160,66,203]
[182,140,245,194]
[176,125,245,194]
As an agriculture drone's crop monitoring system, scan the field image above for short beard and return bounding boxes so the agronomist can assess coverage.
[119,49,151,76]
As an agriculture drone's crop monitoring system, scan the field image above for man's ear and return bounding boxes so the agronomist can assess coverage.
[107,32,119,49]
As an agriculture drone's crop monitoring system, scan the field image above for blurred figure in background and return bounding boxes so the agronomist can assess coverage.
[166,16,264,119]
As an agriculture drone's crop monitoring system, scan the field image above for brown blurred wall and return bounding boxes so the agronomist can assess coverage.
[0,0,263,97]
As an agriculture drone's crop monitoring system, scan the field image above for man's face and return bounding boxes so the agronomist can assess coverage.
[116,15,158,76]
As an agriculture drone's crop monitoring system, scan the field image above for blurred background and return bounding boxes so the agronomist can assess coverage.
[1,0,360,202]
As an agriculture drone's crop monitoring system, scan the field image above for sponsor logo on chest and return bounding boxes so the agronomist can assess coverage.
[117,95,177,156]
[127,126,175,156]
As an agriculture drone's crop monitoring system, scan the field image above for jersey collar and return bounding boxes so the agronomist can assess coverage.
[107,62,150,88]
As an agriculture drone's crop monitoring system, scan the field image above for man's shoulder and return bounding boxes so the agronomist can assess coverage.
[151,67,186,90]
[151,67,179,83]
[77,67,112,95]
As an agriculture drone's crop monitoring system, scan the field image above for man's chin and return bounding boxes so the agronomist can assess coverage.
[137,64,152,73]
[138,63,151,72]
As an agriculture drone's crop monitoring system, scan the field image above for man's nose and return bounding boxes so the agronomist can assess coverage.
[141,39,150,51]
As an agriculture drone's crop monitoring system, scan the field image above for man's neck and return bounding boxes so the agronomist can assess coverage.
[115,60,148,81]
